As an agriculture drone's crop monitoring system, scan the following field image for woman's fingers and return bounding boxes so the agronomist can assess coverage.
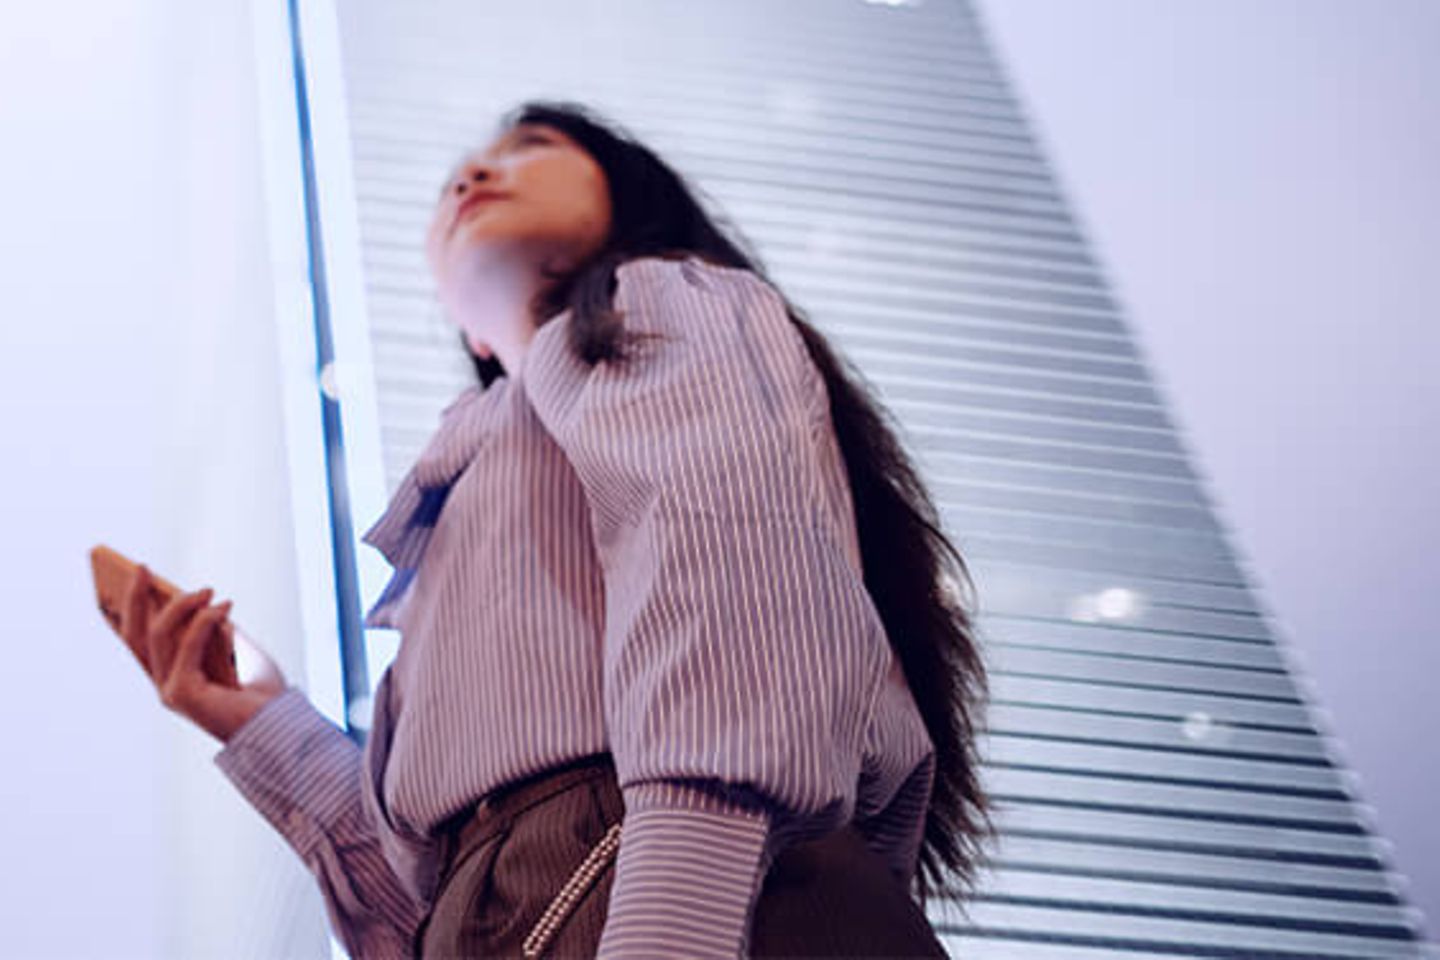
[176,599,232,677]
[113,564,280,744]
[147,586,212,684]
[161,599,232,711]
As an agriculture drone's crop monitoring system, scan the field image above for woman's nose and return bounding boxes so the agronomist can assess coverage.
[451,163,495,197]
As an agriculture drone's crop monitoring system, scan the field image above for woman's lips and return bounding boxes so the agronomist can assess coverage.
[453,192,508,229]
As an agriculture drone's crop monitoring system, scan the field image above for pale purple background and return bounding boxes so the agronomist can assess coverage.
[978,0,1440,934]
[0,2,1433,955]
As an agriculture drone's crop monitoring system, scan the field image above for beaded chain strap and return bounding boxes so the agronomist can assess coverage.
[521,822,624,958]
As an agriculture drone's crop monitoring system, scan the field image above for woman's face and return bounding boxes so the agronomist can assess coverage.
[425,122,613,298]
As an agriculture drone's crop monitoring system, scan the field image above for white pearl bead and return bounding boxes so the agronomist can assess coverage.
[523,823,624,957]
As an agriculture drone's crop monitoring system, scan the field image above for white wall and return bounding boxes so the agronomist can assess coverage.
[0,1,330,956]
[978,0,1440,934]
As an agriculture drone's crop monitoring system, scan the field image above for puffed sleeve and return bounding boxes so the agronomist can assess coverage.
[520,255,894,958]
[215,686,426,959]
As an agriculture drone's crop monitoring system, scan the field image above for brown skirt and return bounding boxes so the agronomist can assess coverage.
[414,753,950,958]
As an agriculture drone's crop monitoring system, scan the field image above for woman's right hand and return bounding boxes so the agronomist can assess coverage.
[122,564,291,745]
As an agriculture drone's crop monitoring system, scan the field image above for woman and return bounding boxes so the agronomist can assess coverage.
[122,100,992,958]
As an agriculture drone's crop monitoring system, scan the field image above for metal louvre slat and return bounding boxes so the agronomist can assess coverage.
[861,355,1164,406]
[987,770,1368,839]
[988,674,1316,729]
[985,733,1342,795]
[932,481,1221,531]
[766,246,1111,306]
[937,506,1238,565]
[933,937,1200,960]
[974,571,1264,620]
[820,313,1140,363]
[991,834,1400,898]
[918,437,1193,480]
[969,867,1419,936]
[987,647,1300,701]
[732,211,1095,268]
[926,899,1424,959]
[979,599,1276,641]
[979,616,1272,662]
[918,458,1209,507]
[984,704,1326,762]
[955,534,1244,586]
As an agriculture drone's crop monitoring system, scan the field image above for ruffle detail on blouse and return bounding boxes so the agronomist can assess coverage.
[359,378,513,629]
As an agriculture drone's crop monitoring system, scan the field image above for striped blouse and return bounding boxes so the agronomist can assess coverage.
[213,254,936,958]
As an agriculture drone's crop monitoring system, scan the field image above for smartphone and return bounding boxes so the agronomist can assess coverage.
[90,544,240,689]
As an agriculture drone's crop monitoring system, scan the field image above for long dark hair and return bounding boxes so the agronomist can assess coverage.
[458,99,994,905]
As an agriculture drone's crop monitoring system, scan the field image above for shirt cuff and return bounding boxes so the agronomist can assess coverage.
[599,780,776,959]
[213,687,361,860]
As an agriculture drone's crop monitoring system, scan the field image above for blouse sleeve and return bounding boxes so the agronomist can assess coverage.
[214,687,426,959]
[520,256,893,958]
